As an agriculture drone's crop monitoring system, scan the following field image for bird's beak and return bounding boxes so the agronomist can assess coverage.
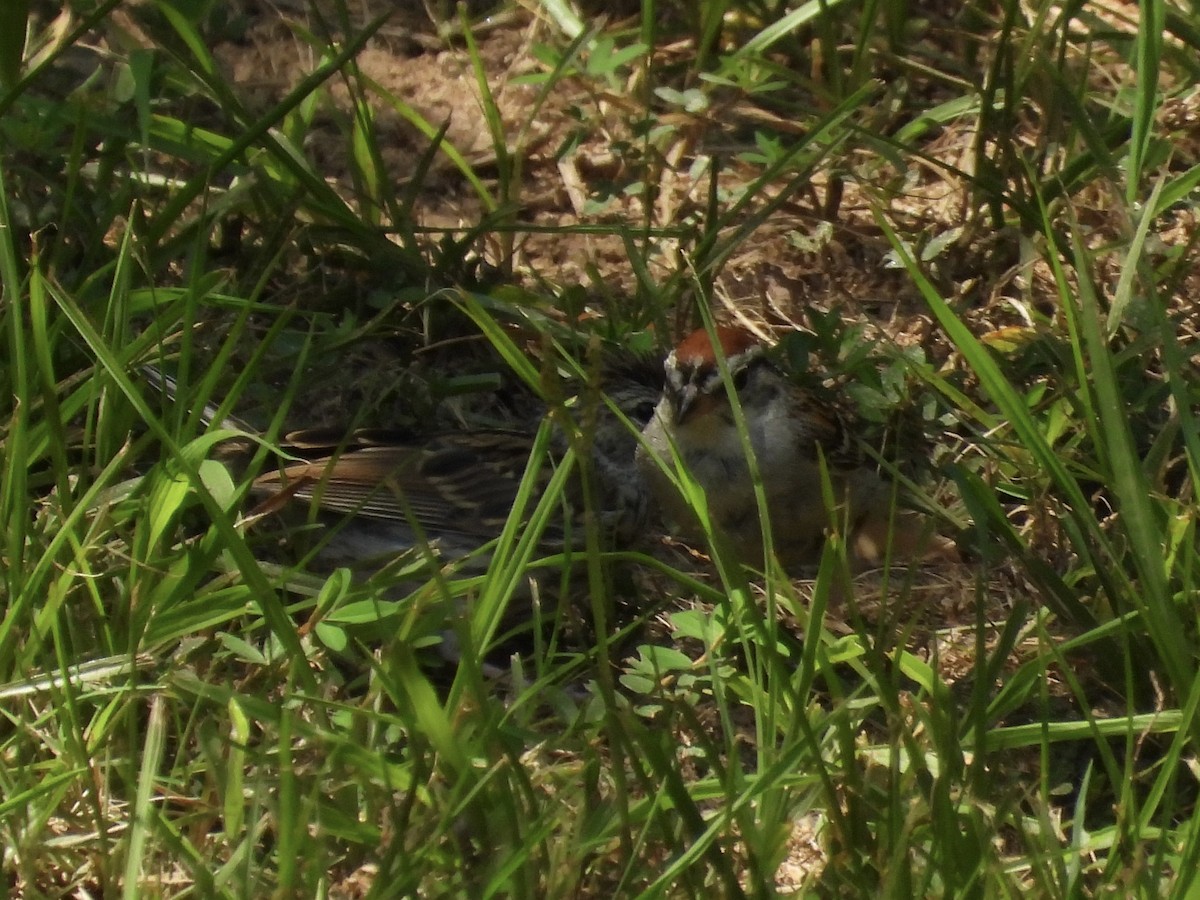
[671,383,698,424]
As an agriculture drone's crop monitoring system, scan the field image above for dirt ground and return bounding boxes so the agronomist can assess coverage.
[209,2,972,319]
[204,0,1200,376]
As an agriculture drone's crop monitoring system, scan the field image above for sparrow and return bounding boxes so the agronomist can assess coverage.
[636,325,955,570]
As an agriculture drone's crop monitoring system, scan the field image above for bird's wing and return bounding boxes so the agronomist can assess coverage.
[789,395,867,472]
[252,432,565,541]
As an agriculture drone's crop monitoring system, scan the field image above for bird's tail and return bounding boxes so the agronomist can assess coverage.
[141,365,255,435]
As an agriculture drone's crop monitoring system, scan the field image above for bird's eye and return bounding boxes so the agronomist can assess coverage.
[731,367,750,391]
[634,401,657,423]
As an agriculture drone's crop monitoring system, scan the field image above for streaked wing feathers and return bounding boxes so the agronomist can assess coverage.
[253,432,562,541]
[791,397,864,471]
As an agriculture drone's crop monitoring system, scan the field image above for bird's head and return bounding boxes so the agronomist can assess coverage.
[662,326,765,426]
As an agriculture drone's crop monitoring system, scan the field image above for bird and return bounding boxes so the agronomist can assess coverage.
[144,362,663,569]
[636,325,956,570]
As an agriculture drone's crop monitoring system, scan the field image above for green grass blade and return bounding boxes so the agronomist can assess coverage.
[1127,0,1164,202]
